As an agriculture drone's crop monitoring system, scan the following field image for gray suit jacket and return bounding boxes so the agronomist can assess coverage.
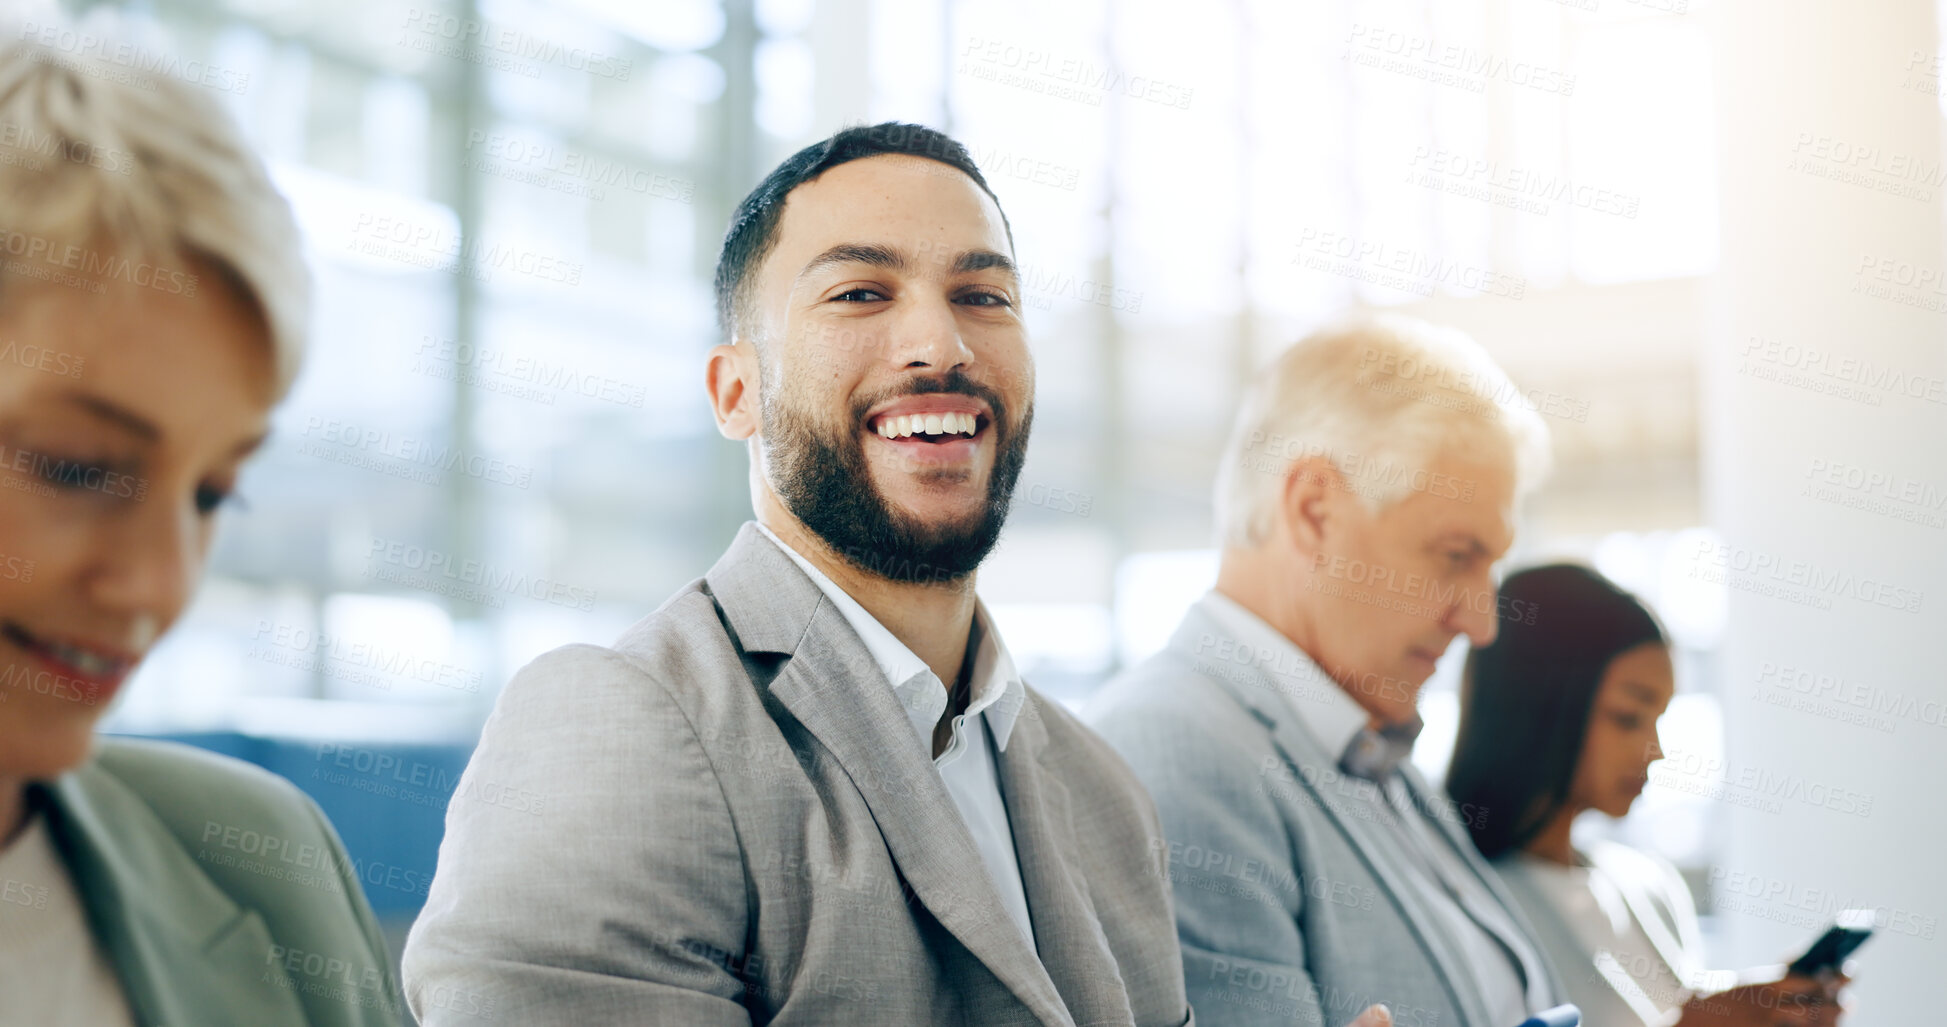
[1087,604,1563,1027]
[402,523,1193,1026]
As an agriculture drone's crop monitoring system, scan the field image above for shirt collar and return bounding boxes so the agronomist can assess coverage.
[756,523,1026,750]
[1195,590,1421,780]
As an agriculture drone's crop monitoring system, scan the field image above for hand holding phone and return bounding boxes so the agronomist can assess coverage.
[1788,909,1876,978]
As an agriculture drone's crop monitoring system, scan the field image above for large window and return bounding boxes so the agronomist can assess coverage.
[97,0,1727,880]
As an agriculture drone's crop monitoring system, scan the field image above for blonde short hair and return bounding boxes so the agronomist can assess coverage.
[0,13,307,395]
[1214,313,1552,547]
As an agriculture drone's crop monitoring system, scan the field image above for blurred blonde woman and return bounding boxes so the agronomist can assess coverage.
[0,18,398,1027]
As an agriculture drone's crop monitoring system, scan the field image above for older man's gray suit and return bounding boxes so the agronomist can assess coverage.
[403,523,1192,1026]
[1087,604,1562,1027]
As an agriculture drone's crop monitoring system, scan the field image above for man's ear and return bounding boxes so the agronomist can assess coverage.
[1280,455,1344,559]
[705,341,760,441]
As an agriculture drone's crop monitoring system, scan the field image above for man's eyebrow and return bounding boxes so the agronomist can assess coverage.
[953,249,1017,277]
[64,392,159,442]
[797,243,911,281]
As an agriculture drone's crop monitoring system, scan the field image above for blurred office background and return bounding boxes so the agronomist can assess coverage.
[60,0,1943,1019]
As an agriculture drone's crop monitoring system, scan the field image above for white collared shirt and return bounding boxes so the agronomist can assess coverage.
[1197,589,1552,1023]
[757,524,1035,948]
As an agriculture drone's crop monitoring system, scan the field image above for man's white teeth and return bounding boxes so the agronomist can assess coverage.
[875,412,978,438]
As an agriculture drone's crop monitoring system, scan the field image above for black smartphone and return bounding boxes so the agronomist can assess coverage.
[1787,908,1876,977]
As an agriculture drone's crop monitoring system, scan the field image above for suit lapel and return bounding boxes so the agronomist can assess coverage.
[1400,769,1564,1006]
[1259,716,1495,1027]
[994,699,1133,1027]
[707,524,1073,1025]
[39,769,309,1027]
[1165,609,1493,1027]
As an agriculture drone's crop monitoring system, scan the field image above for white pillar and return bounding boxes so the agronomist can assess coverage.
[1705,2,1947,1021]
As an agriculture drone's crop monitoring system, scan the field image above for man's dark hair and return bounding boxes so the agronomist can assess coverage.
[712,122,1013,341]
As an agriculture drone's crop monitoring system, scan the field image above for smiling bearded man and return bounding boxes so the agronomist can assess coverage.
[402,122,1192,1027]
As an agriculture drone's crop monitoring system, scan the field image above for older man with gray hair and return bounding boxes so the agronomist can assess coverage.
[1089,314,1562,1027]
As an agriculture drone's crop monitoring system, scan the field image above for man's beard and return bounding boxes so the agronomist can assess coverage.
[763,369,1031,584]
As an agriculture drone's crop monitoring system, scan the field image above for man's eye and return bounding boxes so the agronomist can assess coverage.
[958,291,1012,307]
[832,288,888,302]
[1611,712,1642,731]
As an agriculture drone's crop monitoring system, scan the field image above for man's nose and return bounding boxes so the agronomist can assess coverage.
[885,295,975,371]
[1449,585,1498,647]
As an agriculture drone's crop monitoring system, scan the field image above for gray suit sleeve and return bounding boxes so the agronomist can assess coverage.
[1103,709,1330,1027]
[402,645,752,1026]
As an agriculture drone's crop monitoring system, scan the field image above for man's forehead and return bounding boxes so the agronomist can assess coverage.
[768,155,1010,260]
[1390,469,1517,551]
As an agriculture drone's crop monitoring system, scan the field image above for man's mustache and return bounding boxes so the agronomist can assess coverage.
[849,369,1009,430]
